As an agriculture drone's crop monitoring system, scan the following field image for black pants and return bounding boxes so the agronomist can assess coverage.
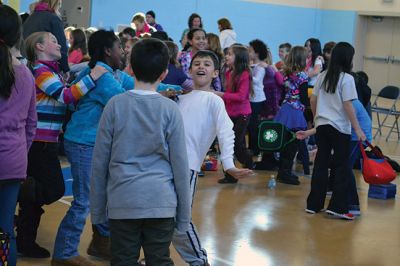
[17,142,65,246]
[248,101,265,154]
[307,125,351,213]
[109,218,175,266]
[231,115,253,169]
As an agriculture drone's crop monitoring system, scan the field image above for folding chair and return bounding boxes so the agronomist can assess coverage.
[371,85,400,141]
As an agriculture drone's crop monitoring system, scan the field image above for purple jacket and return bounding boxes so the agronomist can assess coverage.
[0,64,37,181]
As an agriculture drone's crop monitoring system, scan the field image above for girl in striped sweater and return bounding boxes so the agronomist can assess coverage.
[15,31,106,258]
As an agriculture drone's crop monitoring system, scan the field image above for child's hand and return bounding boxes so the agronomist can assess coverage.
[296,128,316,140]
[226,167,254,179]
[90,65,108,81]
[213,91,224,97]
[356,129,366,141]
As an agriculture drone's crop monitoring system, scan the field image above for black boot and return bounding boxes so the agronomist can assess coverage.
[87,225,111,260]
[16,203,50,258]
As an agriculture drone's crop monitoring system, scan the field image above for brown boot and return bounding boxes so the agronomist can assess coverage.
[51,255,97,266]
[86,226,111,260]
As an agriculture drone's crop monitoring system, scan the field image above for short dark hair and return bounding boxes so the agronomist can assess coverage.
[122,27,136,38]
[151,31,168,41]
[249,39,268,61]
[130,38,169,83]
[190,50,220,71]
[146,10,155,19]
[88,30,118,68]
[279,42,292,51]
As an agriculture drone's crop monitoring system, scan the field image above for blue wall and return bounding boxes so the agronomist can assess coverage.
[18,0,357,62]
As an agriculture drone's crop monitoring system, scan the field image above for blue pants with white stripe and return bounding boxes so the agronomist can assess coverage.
[172,170,208,266]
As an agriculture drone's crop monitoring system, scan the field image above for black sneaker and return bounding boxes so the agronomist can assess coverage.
[17,242,50,258]
[218,174,238,184]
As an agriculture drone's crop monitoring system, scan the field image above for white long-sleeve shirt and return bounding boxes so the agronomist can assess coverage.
[219,29,237,50]
[178,90,235,172]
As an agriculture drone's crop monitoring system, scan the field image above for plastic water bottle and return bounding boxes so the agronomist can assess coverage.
[268,175,276,189]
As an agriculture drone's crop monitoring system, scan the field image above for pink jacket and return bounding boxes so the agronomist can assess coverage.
[223,70,252,117]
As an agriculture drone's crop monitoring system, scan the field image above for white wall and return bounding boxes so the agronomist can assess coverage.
[246,0,400,12]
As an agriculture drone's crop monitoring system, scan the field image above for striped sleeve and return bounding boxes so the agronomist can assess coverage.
[35,71,95,104]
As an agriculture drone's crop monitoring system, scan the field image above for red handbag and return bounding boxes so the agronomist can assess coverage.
[359,140,397,184]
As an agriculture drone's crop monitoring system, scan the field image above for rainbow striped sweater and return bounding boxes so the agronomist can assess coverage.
[33,60,95,142]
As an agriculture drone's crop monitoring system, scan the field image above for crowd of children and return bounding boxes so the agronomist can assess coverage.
[0,0,377,265]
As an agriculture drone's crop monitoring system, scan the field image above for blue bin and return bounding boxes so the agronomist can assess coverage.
[368,183,397,199]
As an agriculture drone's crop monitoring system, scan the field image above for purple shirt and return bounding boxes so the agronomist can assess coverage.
[0,64,37,181]
[163,64,188,86]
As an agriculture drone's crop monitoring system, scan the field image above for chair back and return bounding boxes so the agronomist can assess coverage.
[378,86,400,100]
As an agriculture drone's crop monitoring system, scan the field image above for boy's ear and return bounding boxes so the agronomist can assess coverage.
[212,69,219,79]
[158,68,169,81]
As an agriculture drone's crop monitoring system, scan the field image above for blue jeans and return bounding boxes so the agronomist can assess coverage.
[0,181,20,266]
[53,140,108,259]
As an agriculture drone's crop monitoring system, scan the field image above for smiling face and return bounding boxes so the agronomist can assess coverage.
[42,33,61,60]
[192,17,201,28]
[189,30,207,52]
[189,56,218,88]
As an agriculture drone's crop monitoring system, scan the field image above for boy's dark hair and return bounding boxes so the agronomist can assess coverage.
[279,42,292,51]
[249,39,268,61]
[88,29,118,68]
[190,50,220,71]
[130,38,169,83]
[356,71,369,84]
[146,10,155,19]
[122,27,136,38]
[151,31,168,41]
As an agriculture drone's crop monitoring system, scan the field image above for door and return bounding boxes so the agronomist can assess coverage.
[362,17,395,94]
[388,18,400,88]
[60,0,91,28]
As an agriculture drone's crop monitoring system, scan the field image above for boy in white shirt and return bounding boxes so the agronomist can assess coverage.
[172,50,253,266]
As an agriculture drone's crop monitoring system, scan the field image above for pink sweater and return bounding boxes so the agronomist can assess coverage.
[222,70,252,117]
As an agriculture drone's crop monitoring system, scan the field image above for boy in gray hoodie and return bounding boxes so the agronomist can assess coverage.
[90,38,191,266]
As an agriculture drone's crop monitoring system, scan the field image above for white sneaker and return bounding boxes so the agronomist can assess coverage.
[325,210,355,220]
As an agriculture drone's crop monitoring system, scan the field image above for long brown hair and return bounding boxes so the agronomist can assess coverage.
[227,45,253,95]
[283,46,307,76]
[68,28,88,56]
[206,33,223,64]
[0,5,22,99]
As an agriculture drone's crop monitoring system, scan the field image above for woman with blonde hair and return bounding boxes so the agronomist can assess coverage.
[23,0,69,74]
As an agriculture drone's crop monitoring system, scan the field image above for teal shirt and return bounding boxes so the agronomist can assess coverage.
[65,62,181,146]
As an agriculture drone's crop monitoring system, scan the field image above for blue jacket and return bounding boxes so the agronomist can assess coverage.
[64,62,181,146]
[351,99,372,142]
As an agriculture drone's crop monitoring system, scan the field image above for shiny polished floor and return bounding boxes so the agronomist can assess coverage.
[18,134,400,266]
